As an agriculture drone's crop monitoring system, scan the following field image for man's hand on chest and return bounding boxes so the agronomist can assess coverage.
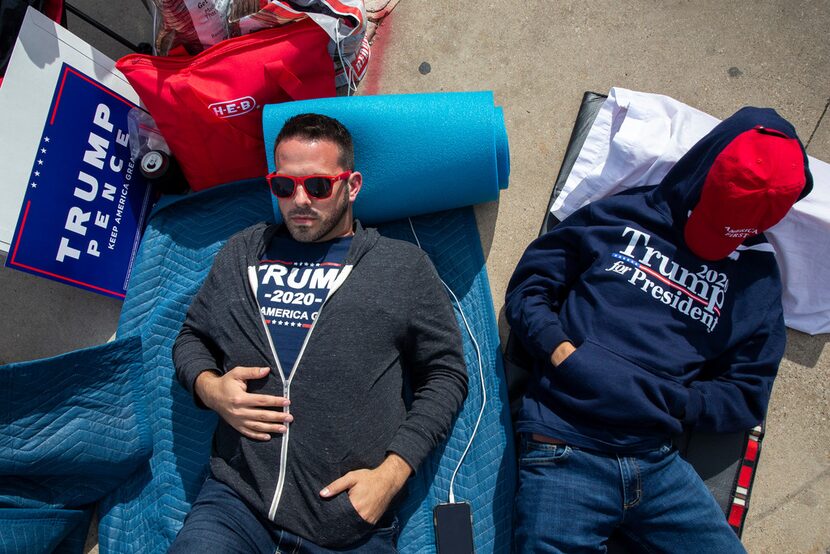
[195,366,292,441]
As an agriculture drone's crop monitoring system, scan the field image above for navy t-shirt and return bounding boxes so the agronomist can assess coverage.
[256,233,352,377]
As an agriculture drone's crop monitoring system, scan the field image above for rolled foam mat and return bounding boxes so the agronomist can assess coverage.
[262,91,510,223]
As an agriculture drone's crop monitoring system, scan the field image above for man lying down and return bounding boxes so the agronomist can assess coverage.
[506,107,813,552]
[170,114,468,553]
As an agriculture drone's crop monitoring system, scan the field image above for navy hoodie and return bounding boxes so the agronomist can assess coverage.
[506,107,813,453]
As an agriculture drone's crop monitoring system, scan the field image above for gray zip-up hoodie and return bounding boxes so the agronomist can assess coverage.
[173,221,468,547]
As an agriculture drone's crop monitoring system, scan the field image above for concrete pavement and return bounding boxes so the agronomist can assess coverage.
[1,1,827,552]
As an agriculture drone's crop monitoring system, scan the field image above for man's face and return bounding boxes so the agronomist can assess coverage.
[274,137,361,243]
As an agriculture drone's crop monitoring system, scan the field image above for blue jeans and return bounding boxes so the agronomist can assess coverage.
[168,475,398,554]
[513,436,746,553]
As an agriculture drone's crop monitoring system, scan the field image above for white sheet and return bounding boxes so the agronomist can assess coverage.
[552,88,830,335]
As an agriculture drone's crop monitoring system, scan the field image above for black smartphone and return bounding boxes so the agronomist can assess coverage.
[433,502,475,554]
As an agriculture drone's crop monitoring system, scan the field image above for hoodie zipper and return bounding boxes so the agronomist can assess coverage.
[248,263,353,521]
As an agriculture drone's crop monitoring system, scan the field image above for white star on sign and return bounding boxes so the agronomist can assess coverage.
[40,148,47,154]
[34,171,40,177]
[43,137,50,143]
[37,159,43,165]
[30,182,37,188]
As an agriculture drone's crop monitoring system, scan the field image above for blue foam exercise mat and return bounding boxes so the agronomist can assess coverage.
[262,91,510,224]
[97,179,516,553]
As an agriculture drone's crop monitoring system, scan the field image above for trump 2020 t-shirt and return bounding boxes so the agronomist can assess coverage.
[256,232,352,376]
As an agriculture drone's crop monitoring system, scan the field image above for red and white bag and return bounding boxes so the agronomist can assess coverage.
[151,0,369,89]
[228,0,368,89]
[152,0,231,55]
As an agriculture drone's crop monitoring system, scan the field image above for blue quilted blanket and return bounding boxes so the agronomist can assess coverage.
[0,336,150,554]
[98,180,516,553]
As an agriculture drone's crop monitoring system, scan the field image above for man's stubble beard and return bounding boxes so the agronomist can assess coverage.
[284,189,351,243]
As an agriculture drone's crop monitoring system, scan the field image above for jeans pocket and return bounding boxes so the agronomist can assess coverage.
[373,516,400,539]
[520,438,573,466]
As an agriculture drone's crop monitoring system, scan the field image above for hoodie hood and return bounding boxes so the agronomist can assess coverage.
[649,107,813,233]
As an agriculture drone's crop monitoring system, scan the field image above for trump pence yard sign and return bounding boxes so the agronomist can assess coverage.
[5,63,154,299]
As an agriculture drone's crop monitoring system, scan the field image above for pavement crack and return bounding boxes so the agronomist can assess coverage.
[748,465,830,525]
[805,97,830,150]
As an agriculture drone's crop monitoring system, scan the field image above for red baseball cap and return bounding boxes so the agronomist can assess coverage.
[684,126,807,260]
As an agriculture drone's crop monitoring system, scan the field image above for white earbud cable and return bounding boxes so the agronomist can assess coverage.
[407,218,486,505]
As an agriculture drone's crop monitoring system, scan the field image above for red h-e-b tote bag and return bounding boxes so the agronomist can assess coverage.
[116,18,335,191]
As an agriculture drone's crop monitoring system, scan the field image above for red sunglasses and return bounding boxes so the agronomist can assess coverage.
[265,171,352,199]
